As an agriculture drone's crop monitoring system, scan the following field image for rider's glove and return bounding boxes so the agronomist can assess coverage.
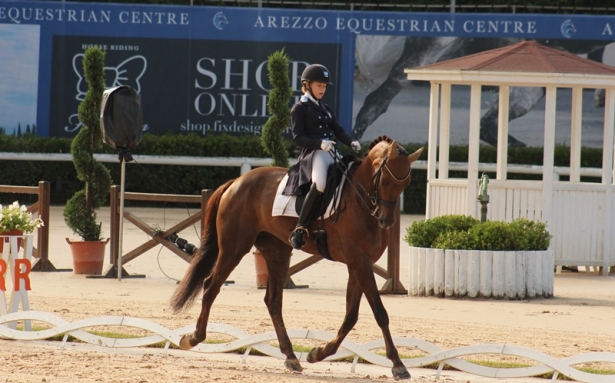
[320,140,336,152]
[351,141,361,153]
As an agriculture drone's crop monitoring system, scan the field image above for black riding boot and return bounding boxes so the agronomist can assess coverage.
[289,184,323,249]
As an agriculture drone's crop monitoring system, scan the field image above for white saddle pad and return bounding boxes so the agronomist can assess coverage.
[272,169,351,219]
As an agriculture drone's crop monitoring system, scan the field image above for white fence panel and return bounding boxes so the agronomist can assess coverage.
[552,185,606,266]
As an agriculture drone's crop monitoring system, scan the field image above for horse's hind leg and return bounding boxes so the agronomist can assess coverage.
[307,273,362,364]
[179,239,251,350]
[256,234,303,373]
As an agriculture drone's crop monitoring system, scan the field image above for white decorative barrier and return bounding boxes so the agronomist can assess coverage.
[1,311,613,382]
[0,234,33,330]
[408,247,554,299]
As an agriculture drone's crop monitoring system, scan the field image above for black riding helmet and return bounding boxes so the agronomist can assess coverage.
[301,64,333,85]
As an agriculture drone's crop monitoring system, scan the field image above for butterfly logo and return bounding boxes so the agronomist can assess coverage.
[72,54,147,101]
[65,54,148,133]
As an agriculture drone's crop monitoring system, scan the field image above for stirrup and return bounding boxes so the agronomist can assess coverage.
[289,226,309,249]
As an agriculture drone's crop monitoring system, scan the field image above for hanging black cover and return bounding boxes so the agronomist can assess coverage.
[100,85,142,152]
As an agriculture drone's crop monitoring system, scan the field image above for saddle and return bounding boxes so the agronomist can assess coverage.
[293,156,354,217]
[272,155,357,261]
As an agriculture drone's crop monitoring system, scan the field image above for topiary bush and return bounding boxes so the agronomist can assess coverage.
[261,48,292,168]
[404,215,552,251]
[63,47,112,241]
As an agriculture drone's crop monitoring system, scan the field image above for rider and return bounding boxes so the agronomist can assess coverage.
[283,64,361,250]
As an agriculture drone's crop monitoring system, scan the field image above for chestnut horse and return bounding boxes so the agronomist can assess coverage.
[170,136,423,380]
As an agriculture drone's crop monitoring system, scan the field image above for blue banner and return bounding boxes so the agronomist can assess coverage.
[1,0,614,145]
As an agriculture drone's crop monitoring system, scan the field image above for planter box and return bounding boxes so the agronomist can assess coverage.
[408,247,554,299]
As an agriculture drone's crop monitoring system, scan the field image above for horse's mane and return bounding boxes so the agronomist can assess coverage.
[366,135,408,156]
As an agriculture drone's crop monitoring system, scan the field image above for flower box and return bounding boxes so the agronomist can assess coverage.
[408,247,554,299]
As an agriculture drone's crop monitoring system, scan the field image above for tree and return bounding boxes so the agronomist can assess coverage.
[63,47,112,241]
[261,48,292,168]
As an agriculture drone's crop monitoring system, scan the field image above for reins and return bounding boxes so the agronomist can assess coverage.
[327,148,410,218]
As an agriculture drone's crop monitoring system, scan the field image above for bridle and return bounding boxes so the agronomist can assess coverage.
[365,156,410,217]
[331,150,410,218]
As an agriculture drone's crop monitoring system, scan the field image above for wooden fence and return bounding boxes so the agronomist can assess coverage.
[107,184,406,293]
[0,181,57,271]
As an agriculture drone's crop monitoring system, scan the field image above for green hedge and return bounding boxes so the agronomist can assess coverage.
[0,133,604,211]
[404,214,552,251]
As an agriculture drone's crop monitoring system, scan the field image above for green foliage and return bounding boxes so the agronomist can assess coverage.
[63,47,112,241]
[404,214,479,248]
[261,48,291,168]
[405,215,552,251]
[509,218,553,250]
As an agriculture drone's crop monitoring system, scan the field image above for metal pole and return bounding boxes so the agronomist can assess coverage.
[117,157,126,281]
[450,0,456,13]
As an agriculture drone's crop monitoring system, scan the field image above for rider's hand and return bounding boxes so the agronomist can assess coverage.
[351,141,361,153]
[320,140,336,152]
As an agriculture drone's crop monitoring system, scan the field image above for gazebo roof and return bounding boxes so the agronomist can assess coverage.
[405,40,615,87]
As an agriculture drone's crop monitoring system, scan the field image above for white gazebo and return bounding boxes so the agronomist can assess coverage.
[405,41,615,274]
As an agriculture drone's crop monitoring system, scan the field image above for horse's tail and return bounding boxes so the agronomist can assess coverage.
[170,179,235,313]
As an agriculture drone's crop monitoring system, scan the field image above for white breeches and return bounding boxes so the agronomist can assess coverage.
[311,150,335,193]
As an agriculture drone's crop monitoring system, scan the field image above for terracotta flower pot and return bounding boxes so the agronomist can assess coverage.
[66,238,110,275]
[0,230,23,253]
[253,250,268,289]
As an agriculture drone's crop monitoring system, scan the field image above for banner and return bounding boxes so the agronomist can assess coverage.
[2,1,615,146]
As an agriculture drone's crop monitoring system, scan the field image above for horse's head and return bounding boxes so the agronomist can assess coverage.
[365,136,423,228]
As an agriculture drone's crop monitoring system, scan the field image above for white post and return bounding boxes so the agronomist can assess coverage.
[496,86,509,180]
[504,251,516,299]
[492,251,505,299]
[427,82,441,219]
[444,249,455,297]
[542,86,557,231]
[426,249,435,296]
[479,251,492,297]
[466,250,480,298]
[438,83,451,180]
[570,87,583,183]
[602,88,615,275]
[525,252,536,298]
[433,249,444,296]
[455,250,467,297]
[467,84,482,216]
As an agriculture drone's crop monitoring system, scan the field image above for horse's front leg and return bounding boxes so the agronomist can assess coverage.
[261,247,303,373]
[307,272,362,363]
[353,259,410,380]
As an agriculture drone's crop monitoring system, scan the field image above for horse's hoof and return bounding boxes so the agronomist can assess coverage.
[392,366,411,380]
[306,347,320,363]
[179,335,195,350]
[284,358,303,372]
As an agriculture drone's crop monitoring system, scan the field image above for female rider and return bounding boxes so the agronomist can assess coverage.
[283,64,361,249]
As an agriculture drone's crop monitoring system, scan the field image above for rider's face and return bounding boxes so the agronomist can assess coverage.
[310,81,327,99]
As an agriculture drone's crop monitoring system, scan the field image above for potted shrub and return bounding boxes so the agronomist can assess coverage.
[405,215,553,299]
[63,47,112,275]
[0,201,44,252]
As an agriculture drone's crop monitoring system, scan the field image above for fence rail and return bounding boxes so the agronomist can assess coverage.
[0,152,603,178]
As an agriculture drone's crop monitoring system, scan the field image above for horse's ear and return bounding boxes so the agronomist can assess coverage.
[408,147,424,163]
[388,140,398,160]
